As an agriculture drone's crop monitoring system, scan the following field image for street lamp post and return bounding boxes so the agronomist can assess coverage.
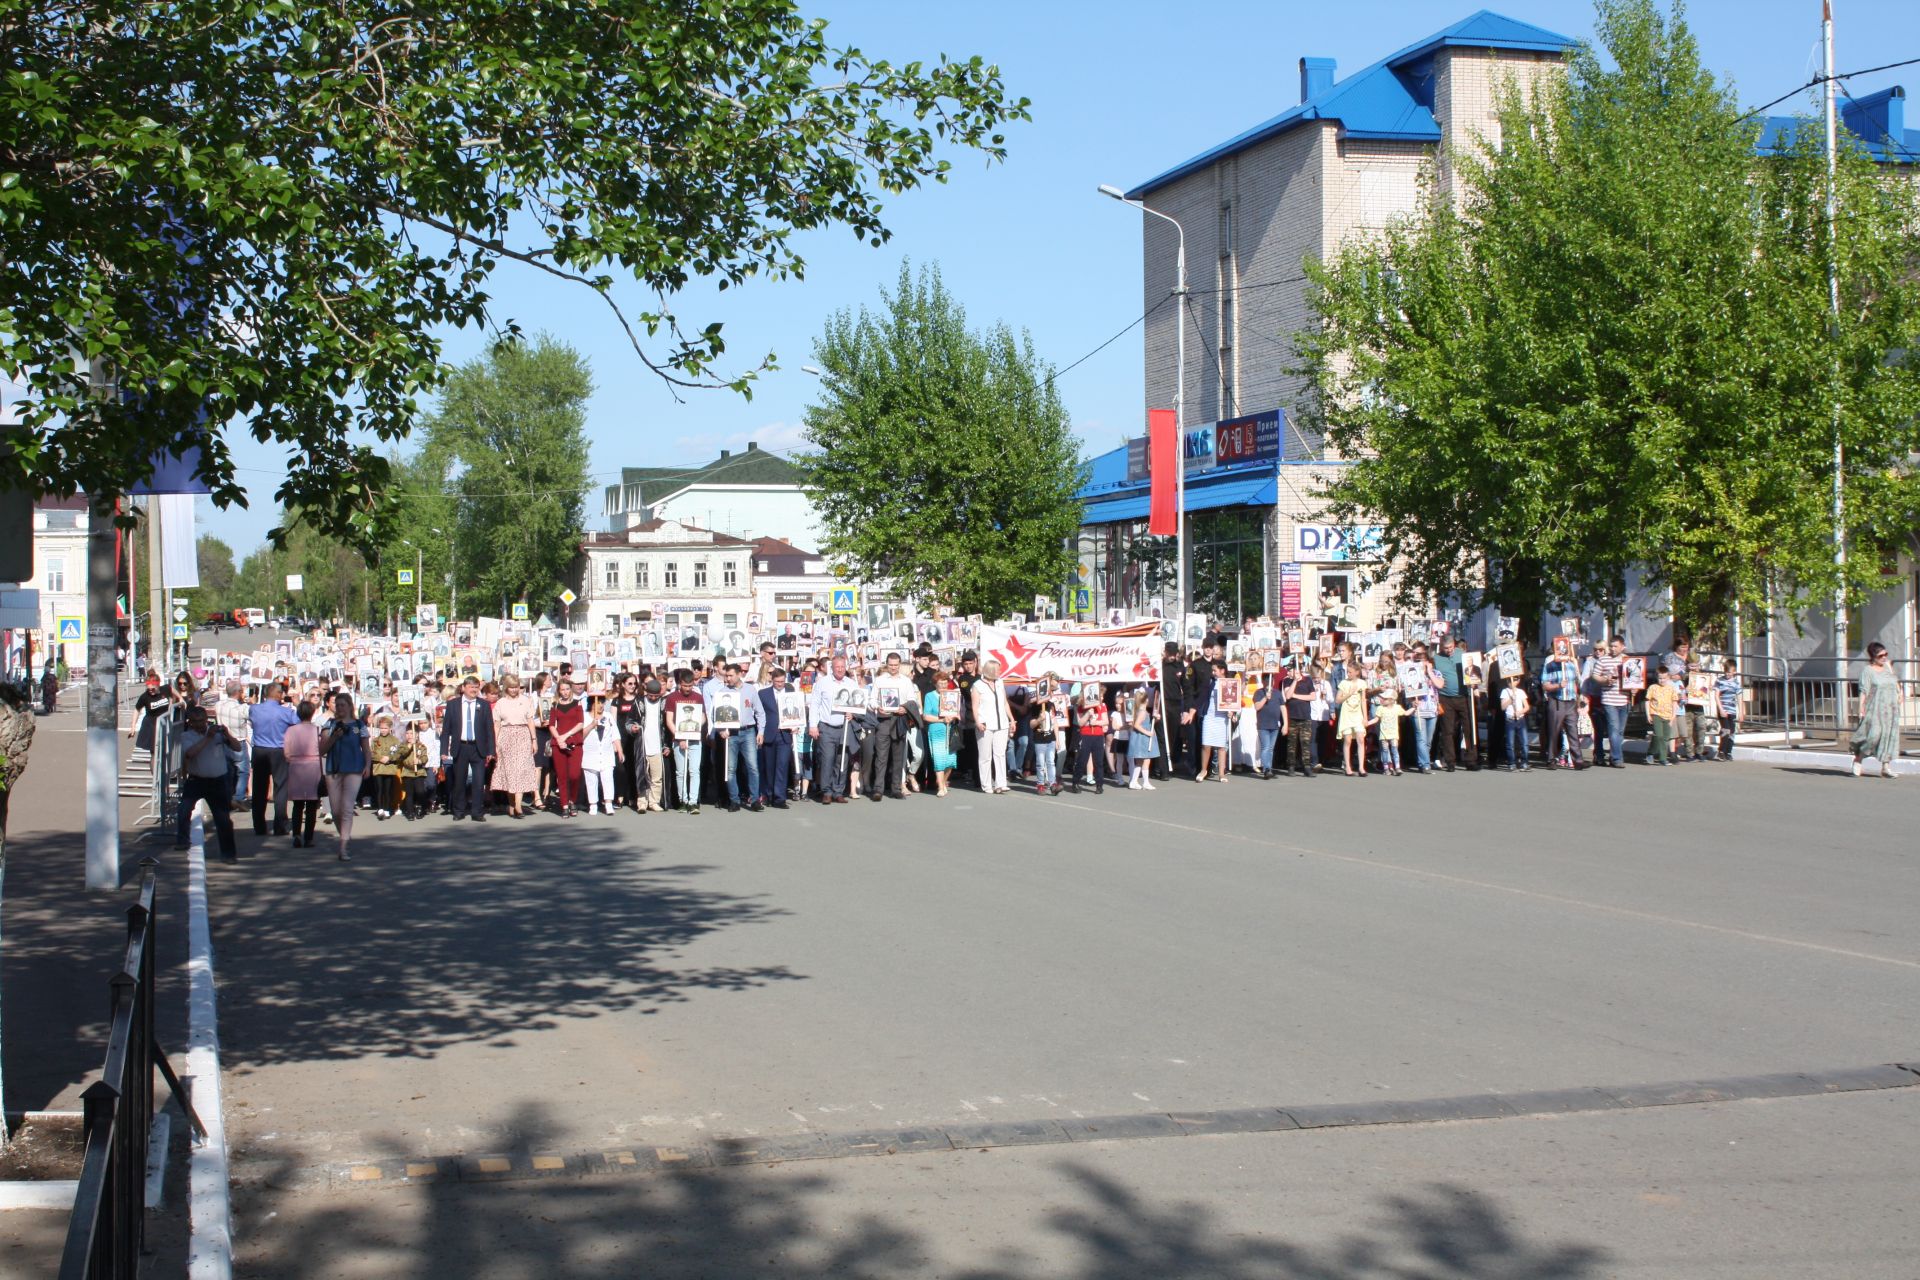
[1099,183,1187,618]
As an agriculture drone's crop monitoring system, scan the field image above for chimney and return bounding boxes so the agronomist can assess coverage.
[1300,57,1336,104]
[747,441,759,452]
[718,448,731,460]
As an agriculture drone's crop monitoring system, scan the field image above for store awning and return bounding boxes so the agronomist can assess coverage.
[1079,469,1277,527]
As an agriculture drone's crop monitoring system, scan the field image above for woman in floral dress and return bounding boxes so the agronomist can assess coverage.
[492,672,541,816]
[1850,642,1902,778]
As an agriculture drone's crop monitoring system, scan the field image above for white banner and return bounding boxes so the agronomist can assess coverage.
[979,623,1163,684]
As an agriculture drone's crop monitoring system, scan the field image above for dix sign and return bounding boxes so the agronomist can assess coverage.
[1292,524,1384,562]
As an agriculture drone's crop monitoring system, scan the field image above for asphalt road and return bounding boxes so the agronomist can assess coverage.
[200,758,1919,1275]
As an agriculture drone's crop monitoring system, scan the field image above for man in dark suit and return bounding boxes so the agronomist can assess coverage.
[440,675,495,820]
[1158,642,1185,780]
[756,667,794,808]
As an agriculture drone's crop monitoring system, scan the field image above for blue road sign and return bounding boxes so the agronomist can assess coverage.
[829,587,858,616]
[57,616,85,642]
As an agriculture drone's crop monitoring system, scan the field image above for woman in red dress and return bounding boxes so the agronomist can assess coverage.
[546,678,587,818]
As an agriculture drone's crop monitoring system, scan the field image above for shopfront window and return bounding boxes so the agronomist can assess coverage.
[1189,507,1268,623]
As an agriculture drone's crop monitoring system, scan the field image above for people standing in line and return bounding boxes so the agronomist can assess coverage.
[547,678,587,818]
[1587,636,1633,768]
[1644,667,1679,765]
[716,663,764,812]
[1028,674,1060,795]
[865,652,913,801]
[395,721,430,819]
[248,681,299,837]
[1499,675,1532,771]
[440,675,495,821]
[579,695,623,814]
[1713,660,1743,762]
[283,700,324,846]
[664,668,709,813]
[1430,637,1478,772]
[1071,681,1108,794]
[132,672,171,752]
[1375,686,1405,776]
[924,666,960,796]
[1284,664,1317,779]
[1850,642,1902,778]
[1540,643,1583,769]
[369,714,405,817]
[1660,638,1696,761]
[491,672,541,818]
[1336,661,1371,778]
[1127,686,1160,790]
[757,666,794,809]
[611,673,644,809]
[807,654,857,804]
[635,677,668,812]
[1159,642,1186,780]
[972,658,1013,794]
[319,691,369,861]
[175,704,240,861]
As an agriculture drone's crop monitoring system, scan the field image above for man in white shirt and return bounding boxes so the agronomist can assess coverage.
[716,664,764,812]
[213,679,253,803]
[807,655,858,803]
[972,659,1012,794]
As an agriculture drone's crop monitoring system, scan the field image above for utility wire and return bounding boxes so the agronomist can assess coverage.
[1737,55,1920,121]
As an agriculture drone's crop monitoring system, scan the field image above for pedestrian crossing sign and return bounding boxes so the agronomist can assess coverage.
[171,623,189,640]
[397,568,415,586]
[1073,588,1091,613]
[56,616,84,643]
[511,602,529,621]
[829,587,858,616]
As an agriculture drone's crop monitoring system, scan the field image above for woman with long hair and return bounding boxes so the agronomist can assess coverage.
[318,691,369,861]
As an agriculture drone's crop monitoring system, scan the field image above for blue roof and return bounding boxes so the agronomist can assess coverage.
[1757,86,1917,165]
[1127,10,1579,197]
[1076,443,1284,526]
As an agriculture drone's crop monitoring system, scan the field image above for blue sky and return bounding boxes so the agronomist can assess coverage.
[197,0,1915,556]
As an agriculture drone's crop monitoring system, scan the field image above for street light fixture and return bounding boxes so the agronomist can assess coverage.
[1099,182,1188,618]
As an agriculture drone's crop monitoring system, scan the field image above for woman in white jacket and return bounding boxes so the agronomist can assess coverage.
[579,697,624,815]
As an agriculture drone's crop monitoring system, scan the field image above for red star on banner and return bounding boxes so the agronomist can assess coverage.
[992,633,1038,681]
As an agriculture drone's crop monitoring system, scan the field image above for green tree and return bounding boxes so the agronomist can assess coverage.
[372,451,456,627]
[0,0,1028,544]
[424,337,592,617]
[1298,0,1920,642]
[797,262,1081,617]
[195,534,235,608]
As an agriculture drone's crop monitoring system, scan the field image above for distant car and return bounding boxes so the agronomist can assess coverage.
[237,607,267,629]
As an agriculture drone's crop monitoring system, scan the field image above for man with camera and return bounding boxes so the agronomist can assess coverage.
[177,704,241,862]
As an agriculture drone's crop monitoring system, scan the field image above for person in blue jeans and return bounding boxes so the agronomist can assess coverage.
[1498,675,1532,771]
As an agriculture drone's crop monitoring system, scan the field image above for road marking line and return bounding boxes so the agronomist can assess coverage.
[1047,800,1920,971]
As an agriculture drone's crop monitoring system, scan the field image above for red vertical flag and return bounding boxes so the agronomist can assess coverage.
[1147,408,1177,535]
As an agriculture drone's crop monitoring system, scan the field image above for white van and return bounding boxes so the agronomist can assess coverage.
[238,608,267,629]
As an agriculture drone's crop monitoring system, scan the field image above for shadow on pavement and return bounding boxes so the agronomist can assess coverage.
[2,828,190,1113]
[232,1107,1607,1279]
[211,820,801,1070]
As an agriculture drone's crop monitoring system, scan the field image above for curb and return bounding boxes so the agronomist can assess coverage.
[288,1060,1920,1194]
[185,818,234,1280]
[1733,745,1917,775]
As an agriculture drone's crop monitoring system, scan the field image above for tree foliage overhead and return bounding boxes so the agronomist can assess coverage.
[1299,0,1920,639]
[0,0,1029,541]
[797,262,1082,619]
[422,335,592,616]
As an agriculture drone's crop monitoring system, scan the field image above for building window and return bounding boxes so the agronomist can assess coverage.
[1219,343,1237,416]
[602,559,621,591]
[758,560,770,572]
[663,561,679,589]
[46,556,65,593]
[1218,202,1234,259]
[693,613,709,627]
[1189,507,1269,623]
[636,561,650,590]
[693,560,708,589]
[722,560,738,588]
[722,613,738,629]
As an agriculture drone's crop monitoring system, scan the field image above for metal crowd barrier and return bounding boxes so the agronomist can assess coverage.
[1705,653,1917,753]
[59,861,204,1280]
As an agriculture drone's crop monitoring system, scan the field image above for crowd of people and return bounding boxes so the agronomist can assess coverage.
[140,626,1907,864]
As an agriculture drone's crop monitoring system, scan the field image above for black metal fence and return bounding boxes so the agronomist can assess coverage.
[59,859,203,1280]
